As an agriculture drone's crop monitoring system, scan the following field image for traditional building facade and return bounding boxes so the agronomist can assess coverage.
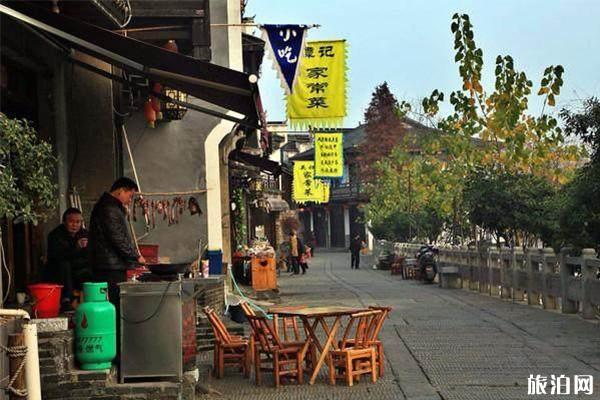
[0,0,266,298]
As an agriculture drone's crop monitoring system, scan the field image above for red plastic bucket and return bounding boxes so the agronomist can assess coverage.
[28,283,63,318]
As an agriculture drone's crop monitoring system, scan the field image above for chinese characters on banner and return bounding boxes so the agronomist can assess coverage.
[261,25,308,94]
[314,132,343,178]
[293,161,330,204]
[287,40,347,128]
[319,180,330,203]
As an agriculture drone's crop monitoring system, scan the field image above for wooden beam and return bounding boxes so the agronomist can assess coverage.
[130,0,207,17]
[125,30,190,41]
[132,9,205,17]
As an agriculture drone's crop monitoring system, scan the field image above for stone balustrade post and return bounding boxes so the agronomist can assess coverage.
[526,249,541,306]
[481,247,490,294]
[581,248,596,319]
[460,246,469,289]
[559,248,577,314]
[513,248,525,301]
[490,249,500,297]
[541,247,557,310]
[468,246,478,291]
[500,248,512,299]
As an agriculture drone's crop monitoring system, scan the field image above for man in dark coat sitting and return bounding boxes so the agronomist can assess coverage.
[46,208,91,310]
[89,177,145,308]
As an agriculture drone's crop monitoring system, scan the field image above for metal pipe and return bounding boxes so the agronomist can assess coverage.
[210,23,321,28]
[0,309,30,320]
[113,25,186,34]
[146,67,252,96]
[22,323,41,400]
[0,309,41,400]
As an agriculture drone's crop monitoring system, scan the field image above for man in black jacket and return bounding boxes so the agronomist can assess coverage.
[46,208,91,310]
[349,234,363,269]
[89,177,145,307]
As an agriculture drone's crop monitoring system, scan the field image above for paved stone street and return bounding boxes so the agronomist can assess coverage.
[198,252,600,399]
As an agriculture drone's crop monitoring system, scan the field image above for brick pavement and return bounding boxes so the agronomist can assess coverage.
[197,252,600,399]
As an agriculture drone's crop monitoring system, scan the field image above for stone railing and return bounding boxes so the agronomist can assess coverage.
[395,243,600,320]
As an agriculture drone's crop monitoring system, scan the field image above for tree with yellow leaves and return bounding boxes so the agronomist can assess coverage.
[366,13,584,245]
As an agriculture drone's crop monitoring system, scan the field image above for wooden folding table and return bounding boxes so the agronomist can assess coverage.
[269,306,369,384]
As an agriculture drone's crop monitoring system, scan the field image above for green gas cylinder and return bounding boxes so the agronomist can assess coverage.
[74,282,116,370]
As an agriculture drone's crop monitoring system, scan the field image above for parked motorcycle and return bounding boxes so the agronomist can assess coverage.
[416,245,438,283]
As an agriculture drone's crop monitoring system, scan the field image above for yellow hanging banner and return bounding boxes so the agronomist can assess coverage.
[287,40,347,128]
[293,161,317,203]
[318,180,330,203]
[314,132,344,178]
[293,161,330,204]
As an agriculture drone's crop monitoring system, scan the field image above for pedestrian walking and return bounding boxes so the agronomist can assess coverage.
[288,230,305,275]
[349,234,363,269]
[299,247,310,274]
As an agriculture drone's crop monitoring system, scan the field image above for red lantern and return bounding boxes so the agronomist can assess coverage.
[143,99,156,128]
[163,40,178,53]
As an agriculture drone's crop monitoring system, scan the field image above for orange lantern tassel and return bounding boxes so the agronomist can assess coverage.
[151,96,162,120]
[144,99,156,128]
[151,83,163,120]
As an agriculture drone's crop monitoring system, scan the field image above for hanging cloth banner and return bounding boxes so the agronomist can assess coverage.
[261,24,308,94]
[293,160,329,204]
[287,40,347,129]
[316,180,330,203]
[314,132,344,178]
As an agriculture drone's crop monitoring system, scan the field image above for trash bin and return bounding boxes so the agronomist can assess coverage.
[207,249,223,275]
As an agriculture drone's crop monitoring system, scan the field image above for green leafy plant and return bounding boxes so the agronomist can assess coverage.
[553,98,600,249]
[231,188,247,248]
[0,113,57,224]
[463,168,556,247]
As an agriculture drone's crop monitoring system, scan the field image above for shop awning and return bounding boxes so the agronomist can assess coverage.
[0,1,261,127]
[264,197,290,213]
[230,150,281,176]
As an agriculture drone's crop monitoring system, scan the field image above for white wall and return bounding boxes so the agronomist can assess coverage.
[204,0,244,250]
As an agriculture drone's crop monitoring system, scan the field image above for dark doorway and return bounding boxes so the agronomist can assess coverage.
[329,206,345,248]
[298,210,311,239]
[313,208,328,248]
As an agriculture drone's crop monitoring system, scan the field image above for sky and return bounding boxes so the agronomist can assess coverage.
[245,0,600,128]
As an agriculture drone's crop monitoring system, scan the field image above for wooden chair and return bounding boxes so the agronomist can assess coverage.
[203,307,250,379]
[240,301,257,318]
[339,306,391,377]
[246,314,304,387]
[329,310,382,386]
[241,301,317,372]
[241,301,301,341]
